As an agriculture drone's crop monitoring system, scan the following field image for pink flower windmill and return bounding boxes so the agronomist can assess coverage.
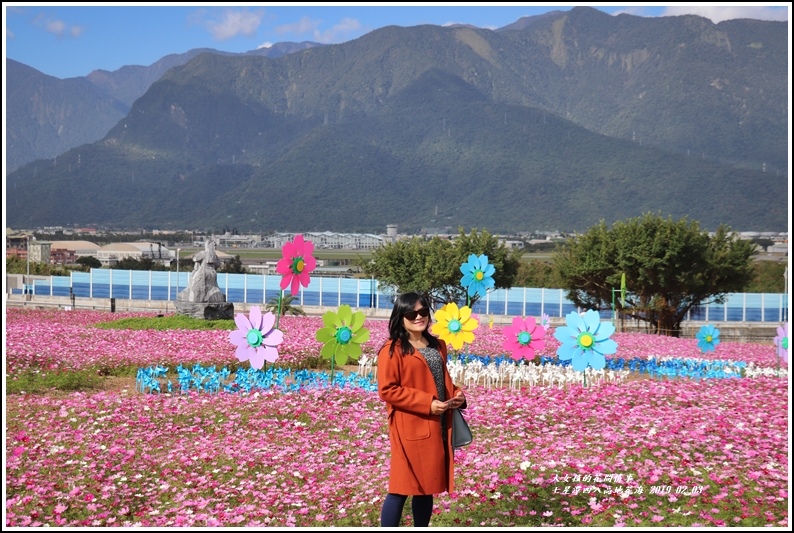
[229,306,284,371]
[502,315,546,362]
[276,234,317,296]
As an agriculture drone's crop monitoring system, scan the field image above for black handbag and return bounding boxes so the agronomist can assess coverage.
[452,408,472,448]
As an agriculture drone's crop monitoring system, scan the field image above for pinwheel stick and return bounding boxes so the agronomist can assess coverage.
[275,290,284,330]
[776,342,780,378]
[330,353,336,384]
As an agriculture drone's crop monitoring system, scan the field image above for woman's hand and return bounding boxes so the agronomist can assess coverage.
[430,399,449,416]
[447,391,465,409]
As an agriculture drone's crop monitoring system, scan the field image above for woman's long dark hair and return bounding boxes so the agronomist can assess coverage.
[387,292,439,356]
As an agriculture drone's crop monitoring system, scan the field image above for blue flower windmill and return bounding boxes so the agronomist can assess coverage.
[460,253,495,307]
[696,324,720,353]
[553,309,618,386]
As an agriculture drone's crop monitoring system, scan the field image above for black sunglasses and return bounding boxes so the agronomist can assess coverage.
[403,307,430,321]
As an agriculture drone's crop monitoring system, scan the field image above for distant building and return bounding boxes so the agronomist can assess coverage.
[262,232,383,250]
[48,241,102,263]
[5,229,31,259]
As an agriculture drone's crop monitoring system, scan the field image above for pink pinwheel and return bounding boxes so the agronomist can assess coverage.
[502,315,546,361]
[275,234,317,295]
[774,323,788,360]
[540,313,551,332]
[229,306,284,370]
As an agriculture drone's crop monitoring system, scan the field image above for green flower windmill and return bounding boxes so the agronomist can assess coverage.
[315,304,370,383]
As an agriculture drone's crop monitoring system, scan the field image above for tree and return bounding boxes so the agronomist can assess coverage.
[746,260,787,293]
[514,258,562,288]
[266,293,306,316]
[553,213,756,336]
[76,256,102,269]
[113,256,166,271]
[360,228,522,309]
[218,255,248,274]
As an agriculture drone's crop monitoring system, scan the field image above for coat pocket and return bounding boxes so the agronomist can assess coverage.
[396,411,431,441]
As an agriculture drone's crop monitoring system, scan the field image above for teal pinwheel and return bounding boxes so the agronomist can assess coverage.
[316,304,370,370]
[553,310,617,371]
[460,253,495,299]
[695,324,720,353]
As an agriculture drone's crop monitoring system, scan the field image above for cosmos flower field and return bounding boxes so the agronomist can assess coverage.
[4,308,790,527]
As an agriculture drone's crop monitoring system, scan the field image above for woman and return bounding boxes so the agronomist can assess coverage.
[377,292,466,527]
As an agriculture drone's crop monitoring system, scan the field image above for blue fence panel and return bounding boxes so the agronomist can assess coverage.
[150,271,171,301]
[71,272,91,297]
[340,278,360,307]
[320,277,342,308]
[131,271,151,300]
[743,293,763,322]
[51,276,71,297]
[26,269,787,324]
[762,293,786,322]
[358,278,379,308]
[486,288,508,316]
[301,289,321,307]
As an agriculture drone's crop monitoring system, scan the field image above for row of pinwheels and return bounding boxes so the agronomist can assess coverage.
[229,234,369,381]
[229,241,788,380]
[230,247,619,379]
[430,253,620,374]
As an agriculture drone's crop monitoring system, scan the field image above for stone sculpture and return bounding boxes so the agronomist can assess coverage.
[175,240,234,319]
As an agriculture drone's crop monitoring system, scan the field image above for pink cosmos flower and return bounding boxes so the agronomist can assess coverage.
[229,306,284,369]
[275,234,317,295]
[502,316,546,361]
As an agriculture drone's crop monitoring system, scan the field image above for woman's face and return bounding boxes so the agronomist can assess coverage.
[403,300,430,336]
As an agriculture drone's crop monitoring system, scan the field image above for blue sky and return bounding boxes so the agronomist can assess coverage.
[4,3,789,79]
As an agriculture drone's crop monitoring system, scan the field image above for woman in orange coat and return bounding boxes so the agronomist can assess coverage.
[377,292,466,527]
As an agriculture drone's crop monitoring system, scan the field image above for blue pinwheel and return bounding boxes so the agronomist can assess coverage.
[696,324,720,353]
[460,253,495,299]
[553,310,618,371]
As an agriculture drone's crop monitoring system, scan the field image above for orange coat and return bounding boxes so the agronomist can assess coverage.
[377,339,462,496]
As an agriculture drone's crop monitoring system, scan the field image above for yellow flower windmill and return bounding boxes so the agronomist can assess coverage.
[431,302,479,351]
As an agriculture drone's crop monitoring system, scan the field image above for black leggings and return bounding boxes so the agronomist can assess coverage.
[380,493,433,527]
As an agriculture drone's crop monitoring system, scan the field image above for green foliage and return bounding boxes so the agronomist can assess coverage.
[266,293,307,316]
[5,255,75,277]
[6,369,104,394]
[553,213,756,336]
[217,254,248,274]
[514,258,563,288]
[360,228,521,308]
[745,260,787,293]
[92,314,236,330]
[112,256,168,271]
[76,255,102,269]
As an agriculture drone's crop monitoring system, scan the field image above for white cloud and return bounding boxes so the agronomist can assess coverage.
[313,17,362,44]
[34,15,84,39]
[613,6,788,23]
[276,16,321,36]
[257,42,273,49]
[661,6,788,23]
[275,16,362,44]
[46,19,66,35]
[205,9,264,41]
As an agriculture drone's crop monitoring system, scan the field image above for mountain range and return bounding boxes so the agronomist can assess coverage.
[5,7,788,234]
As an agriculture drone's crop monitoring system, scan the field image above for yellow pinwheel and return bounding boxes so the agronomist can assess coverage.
[431,302,478,351]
